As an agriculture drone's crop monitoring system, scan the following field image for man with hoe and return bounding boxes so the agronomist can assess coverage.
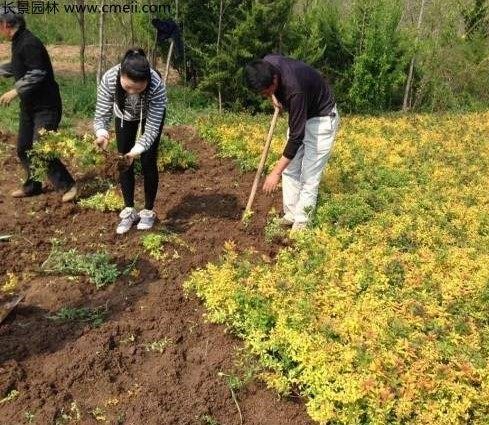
[0,7,76,201]
[245,54,339,230]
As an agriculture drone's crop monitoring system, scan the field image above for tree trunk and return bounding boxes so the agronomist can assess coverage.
[175,0,185,85]
[148,0,158,68]
[75,0,86,83]
[403,0,427,111]
[164,40,175,85]
[217,0,224,113]
[130,0,135,46]
[97,0,106,84]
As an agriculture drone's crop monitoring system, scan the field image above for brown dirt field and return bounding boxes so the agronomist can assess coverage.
[0,43,181,83]
[0,127,315,425]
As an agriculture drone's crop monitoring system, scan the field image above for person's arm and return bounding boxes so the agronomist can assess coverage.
[14,42,48,96]
[127,76,167,157]
[263,93,306,193]
[93,70,115,148]
[282,92,307,160]
[0,63,17,106]
[0,62,13,78]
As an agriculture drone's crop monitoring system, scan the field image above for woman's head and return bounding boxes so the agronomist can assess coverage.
[120,48,151,94]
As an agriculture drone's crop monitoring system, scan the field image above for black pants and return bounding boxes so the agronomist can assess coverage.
[18,107,75,195]
[115,117,162,210]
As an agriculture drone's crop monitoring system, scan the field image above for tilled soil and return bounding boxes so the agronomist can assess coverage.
[0,127,314,425]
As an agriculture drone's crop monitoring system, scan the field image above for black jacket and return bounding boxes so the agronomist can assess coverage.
[0,27,61,111]
[263,54,335,159]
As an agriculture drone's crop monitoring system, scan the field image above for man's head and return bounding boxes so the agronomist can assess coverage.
[245,60,279,97]
[0,7,25,40]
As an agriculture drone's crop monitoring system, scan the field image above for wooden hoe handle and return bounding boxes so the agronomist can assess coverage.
[244,98,280,215]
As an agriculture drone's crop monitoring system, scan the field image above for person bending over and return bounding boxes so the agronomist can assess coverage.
[94,49,167,234]
[245,54,339,230]
[0,7,76,201]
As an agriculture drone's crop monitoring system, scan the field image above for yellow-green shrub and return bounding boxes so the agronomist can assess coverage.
[30,130,104,180]
[197,113,288,172]
[186,112,489,424]
[78,188,124,212]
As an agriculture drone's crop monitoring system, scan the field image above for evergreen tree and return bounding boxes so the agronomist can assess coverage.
[198,0,294,110]
[346,0,408,111]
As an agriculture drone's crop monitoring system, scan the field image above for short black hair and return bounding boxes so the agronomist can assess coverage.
[244,60,278,92]
[0,7,26,30]
[121,48,151,82]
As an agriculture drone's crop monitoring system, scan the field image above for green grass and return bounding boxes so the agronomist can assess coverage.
[0,74,216,134]
[0,75,97,133]
[41,240,120,289]
[158,136,199,170]
[165,85,217,126]
[48,306,106,327]
[0,79,20,133]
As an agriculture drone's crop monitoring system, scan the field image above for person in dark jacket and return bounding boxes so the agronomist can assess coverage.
[245,54,340,230]
[0,7,76,201]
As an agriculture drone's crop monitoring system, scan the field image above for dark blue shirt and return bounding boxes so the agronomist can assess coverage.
[263,54,335,159]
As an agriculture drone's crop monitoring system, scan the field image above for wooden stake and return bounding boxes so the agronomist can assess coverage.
[164,40,175,85]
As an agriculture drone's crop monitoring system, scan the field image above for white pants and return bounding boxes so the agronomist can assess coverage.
[282,107,339,224]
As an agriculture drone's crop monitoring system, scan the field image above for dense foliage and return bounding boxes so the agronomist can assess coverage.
[188,111,489,423]
[21,0,489,112]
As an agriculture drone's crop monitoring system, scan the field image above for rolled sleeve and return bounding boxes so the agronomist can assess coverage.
[0,62,13,78]
[14,69,47,95]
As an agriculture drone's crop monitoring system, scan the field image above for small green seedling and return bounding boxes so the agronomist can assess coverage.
[48,307,106,327]
[241,209,254,227]
[0,390,19,404]
[144,337,172,353]
[42,240,120,289]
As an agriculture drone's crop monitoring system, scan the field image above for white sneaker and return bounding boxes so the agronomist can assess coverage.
[116,207,138,235]
[137,209,156,230]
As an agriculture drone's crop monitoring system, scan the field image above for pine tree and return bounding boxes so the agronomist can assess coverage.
[199,0,294,110]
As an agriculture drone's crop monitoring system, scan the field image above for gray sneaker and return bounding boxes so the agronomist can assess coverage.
[277,216,294,228]
[290,221,308,233]
[137,209,156,230]
[116,207,138,235]
[62,184,78,203]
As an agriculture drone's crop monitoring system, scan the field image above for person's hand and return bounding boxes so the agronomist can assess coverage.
[271,94,282,111]
[0,89,18,106]
[94,134,109,151]
[263,172,281,194]
[116,153,137,173]
[125,151,139,162]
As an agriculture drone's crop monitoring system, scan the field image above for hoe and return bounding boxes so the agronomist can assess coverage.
[243,95,280,220]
